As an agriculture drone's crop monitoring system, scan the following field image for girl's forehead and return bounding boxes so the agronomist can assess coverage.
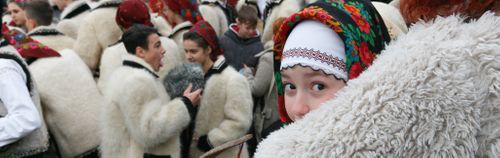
[281,66,330,78]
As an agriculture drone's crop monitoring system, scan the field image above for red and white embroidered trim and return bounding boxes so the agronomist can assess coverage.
[282,47,346,71]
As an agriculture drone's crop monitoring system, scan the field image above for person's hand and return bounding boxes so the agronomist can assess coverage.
[243,64,256,75]
[183,83,202,106]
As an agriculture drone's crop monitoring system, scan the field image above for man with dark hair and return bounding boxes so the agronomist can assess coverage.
[98,0,184,92]
[100,24,202,158]
[219,5,263,71]
[24,0,52,27]
[24,0,75,51]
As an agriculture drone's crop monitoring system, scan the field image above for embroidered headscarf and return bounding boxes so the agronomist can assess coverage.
[274,0,391,123]
[148,0,168,20]
[2,24,60,58]
[188,20,223,61]
[115,0,154,30]
[165,0,203,24]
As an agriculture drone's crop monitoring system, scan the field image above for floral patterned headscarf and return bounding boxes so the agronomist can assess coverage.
[165,0,203,25]
[188,20,223,61]
[274,0,391,123]
[2,24,60,58]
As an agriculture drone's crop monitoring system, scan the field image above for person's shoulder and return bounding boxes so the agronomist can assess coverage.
[222,66,247,81]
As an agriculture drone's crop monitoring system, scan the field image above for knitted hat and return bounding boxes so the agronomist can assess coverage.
[115,0,154,30]
[274,0,391,123]
[188,20,223,61]
[165,0,203,24]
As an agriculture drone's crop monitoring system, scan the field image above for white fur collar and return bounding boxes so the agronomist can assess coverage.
[169,21,193,37]
[122,53,158,76]
[60,0,89,19]
[27,25,61,36]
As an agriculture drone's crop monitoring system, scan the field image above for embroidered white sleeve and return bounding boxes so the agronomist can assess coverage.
[0,59,42,147]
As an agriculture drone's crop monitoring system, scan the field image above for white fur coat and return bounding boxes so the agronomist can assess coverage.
[97,37,184,92]
[56,0,90,39]
[255,13,500,157]
[73,0,122,72]
[198,1,229,37]
[100,54,191,158]
[189,66,254,158]
[28,26,75,52]
[168,21,192,54]
[151,13,173,36]
[29,49,102,158]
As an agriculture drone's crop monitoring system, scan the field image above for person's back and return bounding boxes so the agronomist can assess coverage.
[220,5,262,70]
[56,0,91,39]
[199,0,235,37]
[73,0,122,73]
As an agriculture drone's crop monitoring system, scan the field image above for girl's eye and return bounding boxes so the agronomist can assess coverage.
[284,83,296,91]
[312,83,325,91]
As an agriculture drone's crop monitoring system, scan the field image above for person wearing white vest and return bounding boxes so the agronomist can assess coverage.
[73,0,122,74]
[0,41,49,158]
[198,0,235,37]
[100,24,201,158]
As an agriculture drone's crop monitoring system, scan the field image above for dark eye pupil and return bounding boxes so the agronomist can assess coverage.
[315,84,324,90]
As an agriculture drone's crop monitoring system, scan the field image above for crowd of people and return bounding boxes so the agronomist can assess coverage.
[0,0,498,157]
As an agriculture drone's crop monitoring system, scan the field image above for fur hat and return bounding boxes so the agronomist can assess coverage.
[163,63,205,98]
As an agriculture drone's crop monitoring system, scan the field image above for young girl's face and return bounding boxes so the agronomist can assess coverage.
[281,66,346,121]
[7,2,26,27]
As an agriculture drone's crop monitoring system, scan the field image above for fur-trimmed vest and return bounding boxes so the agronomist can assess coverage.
[28,26,75,51]
[73,0,122,73]
[56,0,91,39]
[189,59,253,158]
[28,49,102,158]
[255,13,500,157]
[98,37,184,92]
[0,45,49,158]
[100,54,191,158]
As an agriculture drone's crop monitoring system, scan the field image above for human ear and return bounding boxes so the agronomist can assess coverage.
[136,47,145,58]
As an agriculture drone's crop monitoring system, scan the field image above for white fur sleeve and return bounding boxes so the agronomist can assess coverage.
[207,74,253,146]
[117,76,191,148]
[73,16,101,72]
